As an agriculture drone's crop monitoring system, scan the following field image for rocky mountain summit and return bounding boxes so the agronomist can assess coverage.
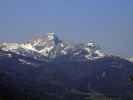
[0,32,106,61]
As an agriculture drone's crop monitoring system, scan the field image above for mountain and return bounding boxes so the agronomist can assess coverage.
[0,33,133,100]
[0,32,106,61]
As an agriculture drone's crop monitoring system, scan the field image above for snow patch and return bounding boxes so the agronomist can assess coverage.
[18,59,32,65]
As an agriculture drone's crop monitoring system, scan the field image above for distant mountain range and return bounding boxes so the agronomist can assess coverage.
[0,33,133,100]
[0,32,106,61]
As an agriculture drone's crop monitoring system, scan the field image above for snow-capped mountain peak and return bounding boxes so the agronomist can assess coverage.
[47,32,56,40]
[82,41,105,60]
[0,32,106,61]
[86,41,96,48]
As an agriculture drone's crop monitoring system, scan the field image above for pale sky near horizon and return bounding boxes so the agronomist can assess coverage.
[0,0,133,57]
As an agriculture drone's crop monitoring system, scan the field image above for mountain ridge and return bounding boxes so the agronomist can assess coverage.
[0,32,106,61]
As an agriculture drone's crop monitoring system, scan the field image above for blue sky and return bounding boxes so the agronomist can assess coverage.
[0,0,133,57]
